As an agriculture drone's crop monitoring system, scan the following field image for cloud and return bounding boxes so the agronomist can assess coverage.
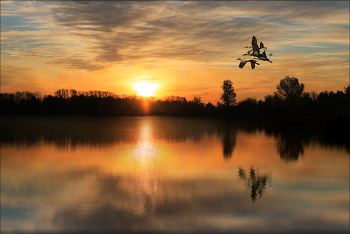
[46,57,105,71]
[46,1,349,66]
[3,1,349,68]
[0,64,37,86]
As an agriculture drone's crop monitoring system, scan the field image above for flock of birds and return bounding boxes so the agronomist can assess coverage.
[237,36,273,69]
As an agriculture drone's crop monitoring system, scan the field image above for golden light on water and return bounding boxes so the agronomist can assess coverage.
[133,120,157,160]
[133,82,159,97]
[130,120,159,215]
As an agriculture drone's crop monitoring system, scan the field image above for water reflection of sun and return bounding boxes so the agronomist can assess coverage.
[130,120,159,215]
[133,121,157,159]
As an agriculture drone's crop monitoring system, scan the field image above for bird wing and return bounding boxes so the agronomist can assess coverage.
[239,60,247,68]
[251,36,260,56]
[260,42,264,49]
[252,36,257,47]
[251,61,255,69]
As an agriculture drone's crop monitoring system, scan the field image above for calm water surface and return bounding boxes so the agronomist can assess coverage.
[1,116,349,233]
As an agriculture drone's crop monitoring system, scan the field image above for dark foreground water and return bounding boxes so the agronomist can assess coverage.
[1,116,349,233]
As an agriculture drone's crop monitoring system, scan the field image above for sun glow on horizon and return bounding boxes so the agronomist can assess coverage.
[133,81,159,97]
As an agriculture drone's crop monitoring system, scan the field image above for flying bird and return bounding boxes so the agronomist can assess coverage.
[243,36,269,57]
[237,58,260,69]
[242,36,273,63]
[243,36,260,57]
[257,51,273,63]
[238,36,272,69]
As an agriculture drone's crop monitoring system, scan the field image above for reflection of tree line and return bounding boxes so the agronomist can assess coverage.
[263,118,349,162]
[238,166,271,203]
[0,117,225,149]
[277,134,304,162]
[221,118,349,161]
[1,117,348,161]
[222,127,237,160]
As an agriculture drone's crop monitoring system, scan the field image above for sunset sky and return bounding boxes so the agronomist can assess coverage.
[1,1,349,103]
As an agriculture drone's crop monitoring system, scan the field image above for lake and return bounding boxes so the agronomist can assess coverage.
[1,116,349,233]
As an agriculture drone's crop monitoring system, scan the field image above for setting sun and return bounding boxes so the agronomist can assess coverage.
[133,82,159,97]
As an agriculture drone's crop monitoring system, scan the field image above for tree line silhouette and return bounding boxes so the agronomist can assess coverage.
[1,76,349,117]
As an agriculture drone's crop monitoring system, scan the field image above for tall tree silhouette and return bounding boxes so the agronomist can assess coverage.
[220,79,236,107]
[275,76,304,101]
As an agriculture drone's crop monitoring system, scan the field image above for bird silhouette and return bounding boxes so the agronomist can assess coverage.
[239,36,272,68]
[237,58,260,69]
[243,36,269,56]
[257,51,273,63]
[243,36,272,63]
[243,36,261,57]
